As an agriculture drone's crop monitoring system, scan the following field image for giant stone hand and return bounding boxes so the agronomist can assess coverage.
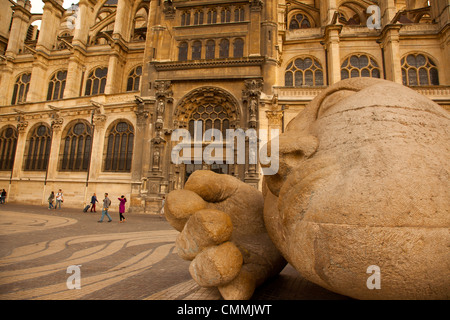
[166,78,449,300]
[165,170,286,300]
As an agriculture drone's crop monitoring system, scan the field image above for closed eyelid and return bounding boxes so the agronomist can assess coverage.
[316,89,359,119]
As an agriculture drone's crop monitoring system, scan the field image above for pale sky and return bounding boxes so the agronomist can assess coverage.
[29,0,75,13]
[28,0,77,28]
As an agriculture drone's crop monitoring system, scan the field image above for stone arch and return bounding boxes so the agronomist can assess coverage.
[174,87,242,129]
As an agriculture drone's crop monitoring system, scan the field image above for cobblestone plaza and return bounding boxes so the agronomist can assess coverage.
[0,204,347,300]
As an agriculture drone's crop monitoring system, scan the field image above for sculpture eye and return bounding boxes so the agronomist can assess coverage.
[317,90,356,119]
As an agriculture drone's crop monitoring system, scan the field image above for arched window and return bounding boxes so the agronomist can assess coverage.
[188,105,231,141]
[47,70,67,101]
[60,121,92,171]
[207,10,217,24]
[206,40,215,60]
[285,57,324,87]
[85,67,108,96]
[178,42,188,61]
[194,11,204,25]
[234,7,245,22]
[221,8,231,23]
[341,54,381,80]
[24,124,52,171]
[401,53,439,86]
[192,41,202,60]
[181,11,190,26]
[126,66,142,92]
[233,38,244,58]
[219,39,230,59]
[11,73,31,105]
[289,13,311,30]
[104,121,134,172]
[0,126,18,171]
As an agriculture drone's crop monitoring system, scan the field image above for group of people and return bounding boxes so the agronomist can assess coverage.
[94,193,127,223]
[47,189,64,209]
[47,190,128,223]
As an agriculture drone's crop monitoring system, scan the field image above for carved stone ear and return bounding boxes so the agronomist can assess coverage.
[263,133,319,197]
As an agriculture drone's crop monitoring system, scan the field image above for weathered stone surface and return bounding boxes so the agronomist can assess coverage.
[165,170,286,299]
[176,209,233,260]
[166,78,449,300]
[264,78,450,299]
[189,242,243,287]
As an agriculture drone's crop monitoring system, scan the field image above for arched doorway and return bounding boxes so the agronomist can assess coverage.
[173,87,242,186]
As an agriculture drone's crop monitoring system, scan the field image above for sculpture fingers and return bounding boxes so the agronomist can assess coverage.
[165,189,207,231]
[189,242,243,288]
[184,170,239,202]
[176,209,233,260]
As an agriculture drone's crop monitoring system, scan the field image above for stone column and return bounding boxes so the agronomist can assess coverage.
[64,0,93,98]
[5,0,32,60]
[113,0,134,41]
[105,45,125,95]
[324,25,342,85]
[379,25,403,84]
[379,0,397,27]
[0,61,14,106]
[130,97,152,212]
[36,0,65,51]
[11,114,29,180]
[28,54,48,102]
[249,0,263,56]
[45,110,64,183]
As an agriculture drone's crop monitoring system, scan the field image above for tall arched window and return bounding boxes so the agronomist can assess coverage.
[126,66,142,92]
[192,41,202,60]
[341,54,381,80]
[285,57,324,87]
[234,7,245,22]
[85,67,108,96]
[206,40,215,59]
[186,104,231,180]
[221,8,231,23]
[233,38,244,58]
[178,42,188,61]
[60,121,92,171]
[11,73,31,105]
[181,11,191,26]
[401,53,439,86]
[0,126,18,171]
[219,39,230,59]
[207,10,217,24]
[47,70,67,101]
[24,124,52,171]
[194,11,204,25]
[289,13,311,30]
[104,121,134,172]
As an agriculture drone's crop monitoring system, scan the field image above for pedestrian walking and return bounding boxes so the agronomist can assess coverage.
[90,193,98,212]
[159,196,165,219]
[0,189,6,204]
[98,193,112,222]
[55,189,64,209]
[48,191,55,209]
[118,195,127,223]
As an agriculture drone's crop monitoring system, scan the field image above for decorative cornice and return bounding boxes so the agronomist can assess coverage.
[152,57,265,71]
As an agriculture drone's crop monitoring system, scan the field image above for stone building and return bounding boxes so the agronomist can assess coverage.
[0,0,448,212]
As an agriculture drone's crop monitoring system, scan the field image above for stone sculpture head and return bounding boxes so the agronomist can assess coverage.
[263,78,449,299]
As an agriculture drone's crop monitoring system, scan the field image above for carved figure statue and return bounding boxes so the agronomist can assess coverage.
[165,78,450,300]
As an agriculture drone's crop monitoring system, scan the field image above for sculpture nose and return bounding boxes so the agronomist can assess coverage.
[263,133,319,197]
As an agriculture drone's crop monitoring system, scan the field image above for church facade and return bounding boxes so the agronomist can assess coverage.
[0,0,449,212]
